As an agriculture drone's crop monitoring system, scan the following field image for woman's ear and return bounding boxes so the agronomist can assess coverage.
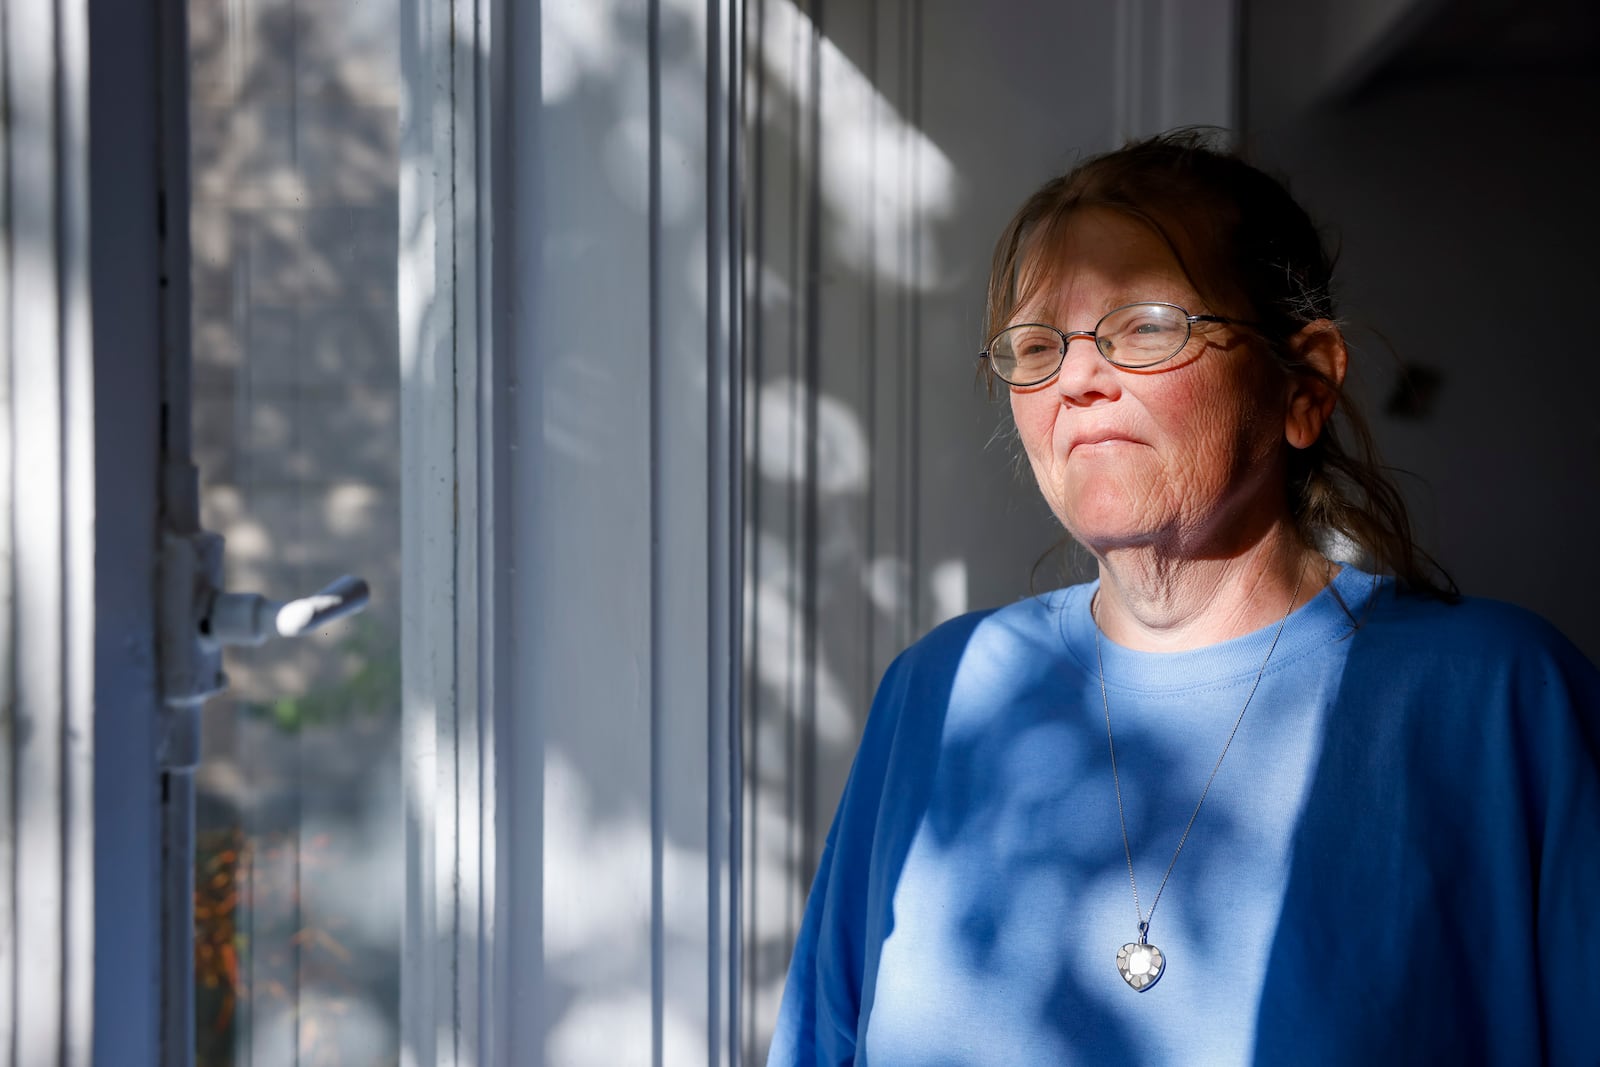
[1284,320,1348,450]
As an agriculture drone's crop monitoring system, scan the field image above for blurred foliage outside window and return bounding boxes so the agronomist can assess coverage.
[188,0,404,1062]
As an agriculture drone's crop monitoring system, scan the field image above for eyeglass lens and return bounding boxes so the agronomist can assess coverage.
[988,303,1192,384]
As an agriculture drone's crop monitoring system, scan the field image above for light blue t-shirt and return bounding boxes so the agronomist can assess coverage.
[768,567,1600,1065]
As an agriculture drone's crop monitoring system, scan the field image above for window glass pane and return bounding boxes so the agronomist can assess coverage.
[189,1,401,1062]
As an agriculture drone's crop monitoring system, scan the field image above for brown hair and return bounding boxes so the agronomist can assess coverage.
[986,128,1457,599]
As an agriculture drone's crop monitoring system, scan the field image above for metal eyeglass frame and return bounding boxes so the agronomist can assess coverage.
[979,301,1247,386]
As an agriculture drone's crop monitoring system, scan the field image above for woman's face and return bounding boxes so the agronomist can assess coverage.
[1007,209,1294,559]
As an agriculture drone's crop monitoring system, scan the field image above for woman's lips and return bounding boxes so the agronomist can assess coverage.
[1066,432,1142,456]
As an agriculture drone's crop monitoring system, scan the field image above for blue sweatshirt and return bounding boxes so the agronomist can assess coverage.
[768,566,1600,1065]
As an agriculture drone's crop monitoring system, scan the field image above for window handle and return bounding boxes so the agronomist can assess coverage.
[203,574,371,646]
[161,529,372,717]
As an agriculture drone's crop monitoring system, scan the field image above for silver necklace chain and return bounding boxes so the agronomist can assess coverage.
[1092,561,1307,940]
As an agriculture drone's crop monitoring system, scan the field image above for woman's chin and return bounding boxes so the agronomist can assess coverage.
[1060,515,1163,555]
[1054,488,1165,550]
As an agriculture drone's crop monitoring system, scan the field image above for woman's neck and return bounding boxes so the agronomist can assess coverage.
[1091,528,1329,652]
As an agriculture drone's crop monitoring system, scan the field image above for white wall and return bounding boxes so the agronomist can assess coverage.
[507,0,743,1057]
[1249,71,1600,660]
[406,2,745,1064]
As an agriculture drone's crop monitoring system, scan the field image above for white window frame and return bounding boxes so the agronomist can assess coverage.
[399,1,745,1063]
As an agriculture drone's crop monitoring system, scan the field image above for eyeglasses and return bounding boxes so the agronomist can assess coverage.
[980,301,1245,386]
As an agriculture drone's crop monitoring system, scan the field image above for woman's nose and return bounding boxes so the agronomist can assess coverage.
[1054,333,1119,404]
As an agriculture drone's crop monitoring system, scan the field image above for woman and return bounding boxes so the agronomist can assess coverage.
[767,131,1600,1065]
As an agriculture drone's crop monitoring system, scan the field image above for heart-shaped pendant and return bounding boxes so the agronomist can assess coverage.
[1116,941,1165,991]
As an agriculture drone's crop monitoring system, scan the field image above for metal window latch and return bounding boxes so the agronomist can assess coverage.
[204,573,370,645]
[154,458,371,1067]
[158,527,370,769]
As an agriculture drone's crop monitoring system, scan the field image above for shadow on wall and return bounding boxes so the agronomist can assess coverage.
[1249,68,1600,662]
[532,0,985,1061]
[737,0,990,1058]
